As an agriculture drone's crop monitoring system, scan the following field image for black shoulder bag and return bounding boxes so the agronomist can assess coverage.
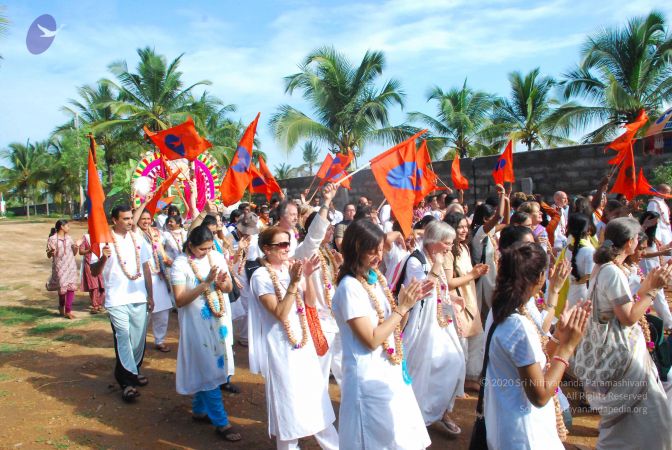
[391,249,427,298]
[468,322,498,450]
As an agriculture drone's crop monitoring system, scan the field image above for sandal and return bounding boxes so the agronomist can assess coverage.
[155,343,171,352]
[121,386,140,402]
[216,425,241,442]
[437,417,461,436]
[137,375,149,387]
[192,413,212,424]
[221,382,241,394]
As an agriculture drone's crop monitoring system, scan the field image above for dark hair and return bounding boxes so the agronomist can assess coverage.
[573,196,592,216]
[471,203,495,232]
[185,225,214,254]
[111,204,132,219]
[511,193,527,210]
[166,215,182,227]
[492,242,548,324]
[202,215,217,229]
[603,199,623,222]
[304,211,319,232]
[49,219,69,237]
[594,217,641,265]
[337,220,384,283]
[229,209,242,223]
[639,211,660,245]
[567,214,591,280]
[238,202,250,211]
[510,211,530,226]
[413,215,436,230]
[427,195,437,203]
[484,194,499,208]
[498,225,534,250]
[258,226,291,254]
[444,194,458,208]
[167,205,180,217]
[353,205,373,222]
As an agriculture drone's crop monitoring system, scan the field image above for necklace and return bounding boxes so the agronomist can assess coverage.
[262,259,309,349]
[518,305,568,441]
[170,230,184,253]
[617,263,654,351]
[356,268,404,365]
[111,231,142,280]
[427,253,453,328]
[142,228,161,275]
[188,252,226,318]
[317,246,337,313]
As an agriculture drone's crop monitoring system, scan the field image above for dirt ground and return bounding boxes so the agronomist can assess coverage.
[0,219,605,449]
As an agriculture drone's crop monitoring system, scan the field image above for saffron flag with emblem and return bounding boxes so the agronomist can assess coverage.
[145,170,180,217]
[610,145,637,200]
[451,152,469,190]
[220,113,260,206]
[370,131,427,236]
[144,117,212,161]
[315,154,334,180]
[606,110,649,166]
[250,156,283,201]
[415,141,444,203]
[86,134,112,257]
[492,140,514,185]
[320,148,354,186]
[258,155,283,198]
[634,169,672,199]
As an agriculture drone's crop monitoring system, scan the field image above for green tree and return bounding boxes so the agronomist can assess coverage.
[408,80,498,159]
[103,46,211,131]
[270,46,407,159]
[274,163,297,180]
[0,141,50,216]
[0,5,9,63]
[552,11,672,143]
[491,68,571,151]
[301,141,321,175]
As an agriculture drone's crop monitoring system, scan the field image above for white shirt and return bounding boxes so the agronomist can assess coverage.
[91,230,151,308]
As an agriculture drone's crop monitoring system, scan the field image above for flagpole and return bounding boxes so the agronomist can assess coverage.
[376,198,387,212]
[428,159,453,193]
[332,161,371,187]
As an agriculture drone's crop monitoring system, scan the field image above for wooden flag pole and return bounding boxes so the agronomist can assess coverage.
[428,159,454,193]
[376,198,387,212]
[332,161,371,187]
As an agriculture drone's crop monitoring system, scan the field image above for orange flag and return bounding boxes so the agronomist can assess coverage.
[320,148,355,185]
[451,152,469,190]
[86,135,111,257]
[144,170,180,217]
[635,169,672,198]
[144,117,212,161]
[492,140,514,185]
[220,113,260,206]
[258,155,283,197]
[606,110,649,165]
[610,145,637,200]
[415,141,442,203]
[370,133,425,236]
[315,154,334,180]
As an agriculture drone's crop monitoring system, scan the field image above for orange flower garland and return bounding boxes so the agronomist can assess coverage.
[317,246,337,312]
[262,259,309,349]
[188,252,227,318]
[142,228,161,275]
[111,231,142,280]
[356,269,404,365]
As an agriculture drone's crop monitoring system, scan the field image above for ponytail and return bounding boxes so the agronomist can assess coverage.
[567,214,590,280]
[593,217,641,265]
[49,219,69,238]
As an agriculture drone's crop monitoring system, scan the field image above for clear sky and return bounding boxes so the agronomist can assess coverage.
[0,0,670,171]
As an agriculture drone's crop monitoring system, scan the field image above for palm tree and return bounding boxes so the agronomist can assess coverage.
[301,141,321,175]
[274,163,297,180]
[102,46,212,131]
[551,11,672,143]
[491,68,571,151]
[270,46,407,159]
[408,80,498,159]
[0,5,9,63]
[0,141,49,216]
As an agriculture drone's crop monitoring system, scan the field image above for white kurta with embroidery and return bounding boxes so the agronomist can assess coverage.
[402,252,465,425]
[333,275,431,450]
[170,252,230,395]
[249,266,335,441]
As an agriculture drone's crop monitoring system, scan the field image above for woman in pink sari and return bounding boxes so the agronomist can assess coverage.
[46,220,80,318]
[79,233,105,313]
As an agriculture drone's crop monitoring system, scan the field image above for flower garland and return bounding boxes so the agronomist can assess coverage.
[618,263,655,352]
[518,304,568,441]
[111,231,142,280]
[188,252,226,318]
[427,254,452,328]
[142,228,161,275]
[170,230,184,254]
[356,268,404,365]
[261,259,309,349]
[317,246,337,312]
[236,247,247,275]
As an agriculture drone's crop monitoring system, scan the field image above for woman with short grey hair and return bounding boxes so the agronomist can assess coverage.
[402,220,467,436]
[574,217,672,449]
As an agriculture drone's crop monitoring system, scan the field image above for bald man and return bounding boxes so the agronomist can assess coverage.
[553,191,569,249]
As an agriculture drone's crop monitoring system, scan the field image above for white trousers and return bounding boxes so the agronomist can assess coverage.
[151,309,170,345]
[276,424,339,450]
[459,331,485,380]
[319,330,343,386]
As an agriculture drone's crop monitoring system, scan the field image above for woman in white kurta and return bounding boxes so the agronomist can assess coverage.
[402,221,465,435]
[137,210,173,351]
[162,215,187,264]
[249,226,338,450]
[565,213,596,308]
[169,225,240,442]
[332,219,432,450]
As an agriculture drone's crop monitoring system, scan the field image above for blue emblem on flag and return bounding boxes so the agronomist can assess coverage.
[386,162,422,191]
[232,146,251,172]
[164,134,185,156]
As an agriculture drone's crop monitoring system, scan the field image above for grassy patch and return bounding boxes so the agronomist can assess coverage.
[28,322,69,335]
[0,390,8,397]
[0,343,22,354]
[0,373,11,382]
[55,334,84,342]
[0,306,52,325]
[0,285,10,291]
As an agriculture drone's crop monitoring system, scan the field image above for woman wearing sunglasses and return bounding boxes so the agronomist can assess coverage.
[248,226,338,450]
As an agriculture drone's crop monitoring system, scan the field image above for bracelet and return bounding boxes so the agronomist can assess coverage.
[430,271,442,278]
[286,290,298,296]
[393,310,404,319]
[552,355,569,368]
[545,303,557,311]
[549,334,560,344]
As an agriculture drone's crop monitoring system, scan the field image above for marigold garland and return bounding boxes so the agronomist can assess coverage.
[427,254,453,328]
[142,228,161,275]
[262,259,309,349]
[357,268,404,365]
[317,246,337,313]
[111,231,142,280]
[188,252,227,318]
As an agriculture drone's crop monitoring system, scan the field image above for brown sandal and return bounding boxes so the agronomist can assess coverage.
[155,343,171,352]
[216,425,241,442]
